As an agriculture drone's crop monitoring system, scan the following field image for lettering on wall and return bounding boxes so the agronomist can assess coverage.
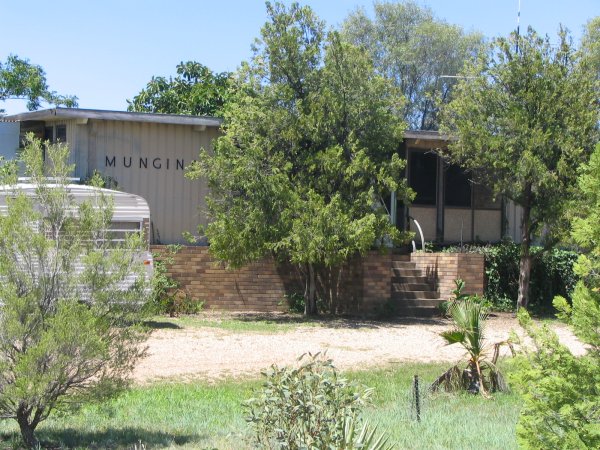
[105,156,185,171]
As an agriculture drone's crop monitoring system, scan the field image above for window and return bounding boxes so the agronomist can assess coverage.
[44,124,67,143]
[409,151,437,205]
[444,164,472,207]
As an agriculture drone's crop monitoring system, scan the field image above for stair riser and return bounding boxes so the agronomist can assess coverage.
[392,268,424,277]
[393,298,445,307]
[392,291,440,299]
[392,282,434,291]
[391,261,416,269]
[392,275,432,284]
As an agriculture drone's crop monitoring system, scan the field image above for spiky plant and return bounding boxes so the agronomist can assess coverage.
[432,298,509,397]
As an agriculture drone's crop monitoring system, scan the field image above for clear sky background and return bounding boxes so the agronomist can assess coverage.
[1,0,598,116]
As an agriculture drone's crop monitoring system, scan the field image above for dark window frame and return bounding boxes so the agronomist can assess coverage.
[408,149,438,206]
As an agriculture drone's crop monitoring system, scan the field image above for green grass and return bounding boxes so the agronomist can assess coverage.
[147,313,324,333]
[0,362,521,449]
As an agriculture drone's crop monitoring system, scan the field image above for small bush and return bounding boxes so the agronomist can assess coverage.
[149,245,202,316]
[440,241,578,311]
[244,354,391,449]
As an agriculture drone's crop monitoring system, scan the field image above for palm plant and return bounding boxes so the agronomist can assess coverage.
[431,298,509,397]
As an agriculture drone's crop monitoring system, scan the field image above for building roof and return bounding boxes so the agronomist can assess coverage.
[4,108,223,128]
[404,130,451,141]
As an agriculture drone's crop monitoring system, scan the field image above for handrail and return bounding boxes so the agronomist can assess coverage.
[408,216,425,252]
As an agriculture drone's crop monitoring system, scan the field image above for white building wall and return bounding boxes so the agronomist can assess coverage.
[0,122,19,160]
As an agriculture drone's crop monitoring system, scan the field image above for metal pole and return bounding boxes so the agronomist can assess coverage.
[414,374,421,422]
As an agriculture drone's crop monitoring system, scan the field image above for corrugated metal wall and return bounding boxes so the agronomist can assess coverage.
[71,119,218,244]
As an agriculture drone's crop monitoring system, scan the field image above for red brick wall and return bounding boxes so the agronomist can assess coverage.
[410,252,484,300]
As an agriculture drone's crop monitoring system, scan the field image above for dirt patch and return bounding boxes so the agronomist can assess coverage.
[132,312,585,384]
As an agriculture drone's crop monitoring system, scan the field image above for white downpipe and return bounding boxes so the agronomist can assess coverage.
[410,217,425,252]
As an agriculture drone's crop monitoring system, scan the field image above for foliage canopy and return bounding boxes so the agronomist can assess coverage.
[0,55,78,112]
[342,0,483,130]
[512,144,600,449]
[440,27,599,308]
[187,2,412,314]
[0,136,149,446]
[127,61,230,117]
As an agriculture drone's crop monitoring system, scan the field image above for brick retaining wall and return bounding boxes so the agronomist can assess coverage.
[152,246,484,314]
[410,252,484,300]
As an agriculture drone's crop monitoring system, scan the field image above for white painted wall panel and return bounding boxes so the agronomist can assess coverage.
[444,208,472,242]
[474,210,502,242]
[408,206,437,242]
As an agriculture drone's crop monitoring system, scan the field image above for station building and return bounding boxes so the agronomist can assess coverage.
[2,108,521,246]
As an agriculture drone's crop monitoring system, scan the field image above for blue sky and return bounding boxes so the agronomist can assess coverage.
[2,0,598,116]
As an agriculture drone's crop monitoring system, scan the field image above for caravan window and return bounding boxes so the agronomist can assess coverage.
[108,221,143,243]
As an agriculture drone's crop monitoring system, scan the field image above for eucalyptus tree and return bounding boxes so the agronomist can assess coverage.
[341,1,483,130]
[0,55,77,112]
[187,2,412,315]
[440,28,598,309]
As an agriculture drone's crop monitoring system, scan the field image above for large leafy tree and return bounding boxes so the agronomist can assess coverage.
[440,28,598,309]
[581,16,600,78]
[341,0,483,130]
[0,136,149,446]
[127,61,230,117]
[187,2,412,315]
[0,55,78,112]
[513,143,600,449]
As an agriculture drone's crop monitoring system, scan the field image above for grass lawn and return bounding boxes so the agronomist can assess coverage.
[0,362,520,449]
[145,312,323,333]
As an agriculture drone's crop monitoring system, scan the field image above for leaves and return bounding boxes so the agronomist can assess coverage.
[244,353,386,449]
[0,54,78,111]
[342,1,483,130]
[127,61,231,117]
[0,136,149,445]
[189,2,412,313]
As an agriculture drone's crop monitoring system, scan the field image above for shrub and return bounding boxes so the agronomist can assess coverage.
[149,245,202,316]
[244,354,392,449]
[441,241,578,311]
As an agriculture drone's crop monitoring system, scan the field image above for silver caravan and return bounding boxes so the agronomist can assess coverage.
[0,183,154,302]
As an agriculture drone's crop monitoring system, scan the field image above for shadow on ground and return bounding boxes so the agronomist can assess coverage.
[1,428,199,449]
[143,319,182,330]
[225,312,448,329]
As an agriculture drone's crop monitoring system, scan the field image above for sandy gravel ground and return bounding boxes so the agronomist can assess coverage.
[132,313,585,384]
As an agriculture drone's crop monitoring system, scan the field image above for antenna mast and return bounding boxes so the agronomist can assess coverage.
[516,0,521,53]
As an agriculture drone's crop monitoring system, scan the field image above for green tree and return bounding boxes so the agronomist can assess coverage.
[581,16,600,78]
[0,55,78,112]
[187,2,412,315]
[440,28,598,309]
[127,61,230,117]
[513,143,600,449]
[0,136,149,446]
[341,0,483,130]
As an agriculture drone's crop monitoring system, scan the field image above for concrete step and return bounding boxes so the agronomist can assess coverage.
[392,268,422,277]
[394,305,442,318]
[391,275,431,284]
[392,290,440,300]
[393,298,445,308]
[391,282,433,291]
[391,261,416,269]
[391,254,411,262]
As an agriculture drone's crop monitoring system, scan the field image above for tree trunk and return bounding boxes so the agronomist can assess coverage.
[305,263,318,316]
[517,189,532,309]
[17,407,38,448]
